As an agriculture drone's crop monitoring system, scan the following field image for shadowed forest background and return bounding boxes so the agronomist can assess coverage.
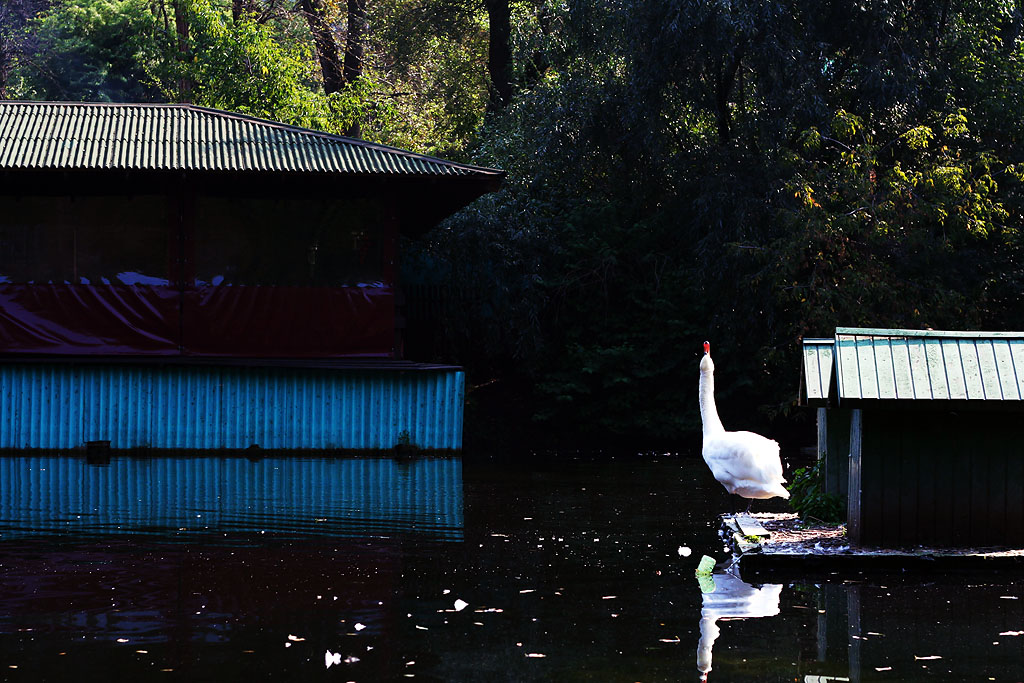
[2,0,1023,450]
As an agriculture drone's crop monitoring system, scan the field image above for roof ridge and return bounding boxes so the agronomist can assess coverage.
[836,327,1024,339]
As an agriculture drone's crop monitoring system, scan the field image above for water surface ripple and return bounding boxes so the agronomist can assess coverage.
[0,453,1021,681]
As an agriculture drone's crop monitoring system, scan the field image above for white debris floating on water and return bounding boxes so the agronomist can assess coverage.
[325,651,342,668]
[678,546,692,557]
[454,599,469,612]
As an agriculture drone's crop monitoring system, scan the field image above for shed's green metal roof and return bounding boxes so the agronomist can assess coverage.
[804,328,1024,404]
[0,102,504,179]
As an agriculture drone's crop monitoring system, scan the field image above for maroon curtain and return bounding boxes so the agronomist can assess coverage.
[181,285,394,357]
[0,284,180,355]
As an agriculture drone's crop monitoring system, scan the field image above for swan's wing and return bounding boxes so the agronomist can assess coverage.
[703,431,787,498]
[730,431,783,481]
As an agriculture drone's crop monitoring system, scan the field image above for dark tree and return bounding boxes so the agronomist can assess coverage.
[300,0,344,95]
[484,0,511,113]
[0,0,46,99]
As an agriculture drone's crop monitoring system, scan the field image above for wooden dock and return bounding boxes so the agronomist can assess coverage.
[722,513,1024,581]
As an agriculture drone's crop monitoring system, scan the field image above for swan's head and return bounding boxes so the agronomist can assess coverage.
[699,341,714,374]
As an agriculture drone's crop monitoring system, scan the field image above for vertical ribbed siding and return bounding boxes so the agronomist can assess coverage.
[0,455,463,539]
[0,365,464,451]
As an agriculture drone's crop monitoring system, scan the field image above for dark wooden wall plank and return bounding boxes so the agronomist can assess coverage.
[1007,444,1024,545]
[899,422,918,546]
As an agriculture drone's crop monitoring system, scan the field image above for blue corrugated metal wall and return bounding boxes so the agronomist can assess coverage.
[0,364,464,450]
[0,455,463,540]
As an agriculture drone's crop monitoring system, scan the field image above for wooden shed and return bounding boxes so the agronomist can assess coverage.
[801,328,1024,548]
[0,101,503,452]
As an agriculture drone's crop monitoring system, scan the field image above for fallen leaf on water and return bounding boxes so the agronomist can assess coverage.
[525,653,546,658]
[875,666,892,672]
[325,650,342,668]
[454,599,469,612]
[914,655,942,660]
[354,623,366,631]
[658,637,680,643]
[999,631,1024,636]
[287,635,305,642]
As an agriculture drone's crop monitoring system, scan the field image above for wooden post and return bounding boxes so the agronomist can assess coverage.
[847,408,862,545]
[817,406,827,459]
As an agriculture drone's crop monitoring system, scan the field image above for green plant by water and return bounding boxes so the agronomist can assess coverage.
[787,457,845,524]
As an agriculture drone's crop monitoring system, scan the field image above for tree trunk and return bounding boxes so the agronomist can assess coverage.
[484,0,512,114]
[301,0,345,95]
[714,47,743,144]
[343,0,366,84]
[172,0,193,103]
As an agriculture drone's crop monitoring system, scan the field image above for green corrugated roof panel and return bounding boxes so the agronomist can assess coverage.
[801,338,835,406]
[0,102,504,178]
[834,328,1024,402]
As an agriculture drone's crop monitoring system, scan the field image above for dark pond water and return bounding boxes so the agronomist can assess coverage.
[1,453,1022,682]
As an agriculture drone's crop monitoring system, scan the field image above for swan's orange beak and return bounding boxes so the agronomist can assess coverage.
[703,341,710,355]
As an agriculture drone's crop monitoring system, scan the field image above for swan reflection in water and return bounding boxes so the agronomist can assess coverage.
[696,567,783,681]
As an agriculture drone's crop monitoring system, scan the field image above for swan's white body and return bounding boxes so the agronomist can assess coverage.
[697,570,782,678]
[699,343,789,502]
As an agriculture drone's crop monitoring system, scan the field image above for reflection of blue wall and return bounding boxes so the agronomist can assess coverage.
[0,364,464,450]
[0,456,463,540]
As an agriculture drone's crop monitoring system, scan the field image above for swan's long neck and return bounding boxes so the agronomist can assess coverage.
[699,368,725,437]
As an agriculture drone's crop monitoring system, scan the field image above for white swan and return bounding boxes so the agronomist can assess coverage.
[699,341,789,511]
[697,569,783,680]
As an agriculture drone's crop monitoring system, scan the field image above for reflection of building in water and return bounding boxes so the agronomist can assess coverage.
[0,455,463,540]
[697,570,782,681]
[0,454,464,675]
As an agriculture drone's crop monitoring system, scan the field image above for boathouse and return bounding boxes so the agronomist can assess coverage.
[801,328,1024,548]
[0,102,503,452]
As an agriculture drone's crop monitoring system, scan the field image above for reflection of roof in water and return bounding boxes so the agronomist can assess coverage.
[0,456,463,541]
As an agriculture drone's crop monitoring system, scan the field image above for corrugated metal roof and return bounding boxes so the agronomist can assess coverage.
[0,102,503,178]
[833,328,1024,402]
[801,338,835,405]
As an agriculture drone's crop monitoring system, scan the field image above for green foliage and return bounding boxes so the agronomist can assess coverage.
[151,0,368,134]
[26,0,163,101]
[787,459,845,524]
[363,0,489,154]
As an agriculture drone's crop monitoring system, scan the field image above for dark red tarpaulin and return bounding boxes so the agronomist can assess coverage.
[0,284,395,358]
[182,285,394,357]
[0,284,180,355]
